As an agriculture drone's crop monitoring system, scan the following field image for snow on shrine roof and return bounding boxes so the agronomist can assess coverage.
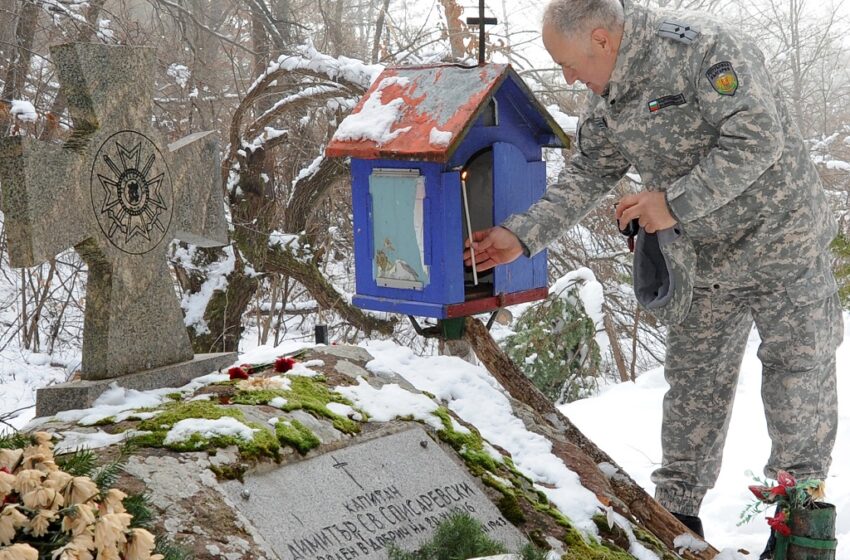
[325,63,571,163]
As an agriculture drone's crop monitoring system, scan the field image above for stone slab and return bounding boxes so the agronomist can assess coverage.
[36,352,236,417]
[221,427,525,560]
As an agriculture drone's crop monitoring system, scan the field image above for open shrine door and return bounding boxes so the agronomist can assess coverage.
[492,142,547,295]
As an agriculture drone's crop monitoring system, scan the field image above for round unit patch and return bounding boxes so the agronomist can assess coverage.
[90,130,174,255]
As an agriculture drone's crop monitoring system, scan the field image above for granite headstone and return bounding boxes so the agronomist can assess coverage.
[0,43,235,415]
[222,427,526,559]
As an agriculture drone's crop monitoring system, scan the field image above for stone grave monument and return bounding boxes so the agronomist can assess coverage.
[221,427,525,559]
[0,43,235,416]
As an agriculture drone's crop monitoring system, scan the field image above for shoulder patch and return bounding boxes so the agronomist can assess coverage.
[706,61,739,96]
[657,20,700,44]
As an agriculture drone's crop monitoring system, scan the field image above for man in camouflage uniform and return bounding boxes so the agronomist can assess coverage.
[464,0,844,550]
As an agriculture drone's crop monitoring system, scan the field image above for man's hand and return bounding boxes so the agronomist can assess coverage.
[616,191,678,234]
[463,226,524,272]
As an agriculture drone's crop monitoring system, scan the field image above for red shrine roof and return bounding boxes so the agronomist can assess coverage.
[325,63,570,163]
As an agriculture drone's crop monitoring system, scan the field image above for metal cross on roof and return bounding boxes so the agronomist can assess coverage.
[466,0,498,65]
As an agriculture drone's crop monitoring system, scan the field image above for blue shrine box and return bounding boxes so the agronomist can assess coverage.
[325,64,571,319]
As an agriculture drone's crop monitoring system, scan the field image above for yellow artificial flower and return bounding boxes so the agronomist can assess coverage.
[151,556,165,560]
[12,469,44,495]
[93,512,132,551]
[0,450,23,473]
[64,477,99,506]
[0,471,15,498]
[61,504,97,536]
[28,509,58,538]
[22,486,63,510]
[97,546,121,560]
[238,376,289,390]
[0,543,38,560]
[100,489,127,515]
[51,536,95,560]
[0,505,28,546]
[806,480,827,501]
[44,471,73,492]
[123,528,156,560]
[33,432,54,448]
[21,452,58,474]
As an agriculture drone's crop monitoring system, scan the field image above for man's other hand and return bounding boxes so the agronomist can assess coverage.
[463,226,524,272]
[616,191,678,234]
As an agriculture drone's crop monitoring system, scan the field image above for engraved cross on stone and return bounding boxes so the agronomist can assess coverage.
[0,43,229,382]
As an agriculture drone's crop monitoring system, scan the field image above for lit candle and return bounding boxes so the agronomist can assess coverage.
[461,170,479,286]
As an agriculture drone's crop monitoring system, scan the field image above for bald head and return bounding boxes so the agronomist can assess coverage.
[541,0,625,95]
[543,0,625,39]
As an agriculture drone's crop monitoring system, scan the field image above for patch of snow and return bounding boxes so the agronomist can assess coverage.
[164,417,257,445]
[550,267,608,354]
[167,63,191,88]
[54,429,148,454]
[713,550,749,560]
[288,359,323,378]
[673,533,709,555]
[326,402,363,421]
[332,77,412,146]
[97,19,115,40]
[336,377,443,430]
[10,100,36,122]
[269,397,288,409]
[546,104,578,135]
[269,231,302,252]
[250,41,384,95]
[181,246,236,335]
[293,155,324,189]
[826,159,850,171]
[429,128,453,147]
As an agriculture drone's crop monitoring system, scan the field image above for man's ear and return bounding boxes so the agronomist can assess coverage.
[590,27,612,53]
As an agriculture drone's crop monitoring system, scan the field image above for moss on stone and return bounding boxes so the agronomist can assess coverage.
[433,407,499,475]
[166,392,183,401]
[91,416,116,426]
[209,463,248,482]
[131,400,280,460]
[497,492,526,525]
[231,377,361,435]
[275,419,321,454]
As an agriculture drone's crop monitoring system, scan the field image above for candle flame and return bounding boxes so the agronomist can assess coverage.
[461,170,468,181]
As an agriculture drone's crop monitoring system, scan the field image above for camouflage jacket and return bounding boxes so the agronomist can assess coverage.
[503,1,837,295]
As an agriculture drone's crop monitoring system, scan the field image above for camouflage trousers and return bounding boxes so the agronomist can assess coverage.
[651,262,844,517]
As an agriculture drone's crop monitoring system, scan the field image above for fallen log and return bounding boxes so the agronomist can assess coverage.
[463,317,720,560]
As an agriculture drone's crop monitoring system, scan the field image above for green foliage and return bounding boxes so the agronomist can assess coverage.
[503,285,601,404]
[55,448,98,476]
[124,492,156,528]
[155,535,195,560]
[831,234,850,308]
[275,418,321,454]
[432,408,499,476]
[387,512,549,560]
[387,512,507,559]
[0,431,33,449]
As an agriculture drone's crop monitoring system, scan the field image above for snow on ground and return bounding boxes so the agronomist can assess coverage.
[562,311,850,557]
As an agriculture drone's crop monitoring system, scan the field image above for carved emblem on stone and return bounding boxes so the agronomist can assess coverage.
[91,130,174,254]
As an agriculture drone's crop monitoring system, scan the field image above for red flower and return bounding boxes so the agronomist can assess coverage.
[239,363,254,375]
[770,485,788,497]
[777,470,796,489]
[767,510,792,537]
[274,357,296,373]
[749,485,776,503]
[228,366,250,380]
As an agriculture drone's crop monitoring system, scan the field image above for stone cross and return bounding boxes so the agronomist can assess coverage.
[0,43,230,387]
